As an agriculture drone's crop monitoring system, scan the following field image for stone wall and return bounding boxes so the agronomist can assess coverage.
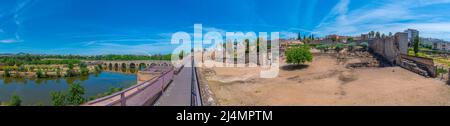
[399,54,437,77]
[368,32,436,77]
[369,32,408,65]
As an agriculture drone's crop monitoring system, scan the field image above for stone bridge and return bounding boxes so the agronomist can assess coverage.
[83,60,173,69]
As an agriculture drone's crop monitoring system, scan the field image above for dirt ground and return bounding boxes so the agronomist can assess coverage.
[201,54,450,106]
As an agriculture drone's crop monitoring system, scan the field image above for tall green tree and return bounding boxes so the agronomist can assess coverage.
[413,35,420,55]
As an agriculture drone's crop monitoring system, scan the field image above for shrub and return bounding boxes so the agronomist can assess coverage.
[80,67,89,76]
[51,91,66,106]
[335,44,345,52]
[4,68,11,77]
[50,83,86,106]
[286,45,313,65]
[36,69,46,78]
[9,95,22,106]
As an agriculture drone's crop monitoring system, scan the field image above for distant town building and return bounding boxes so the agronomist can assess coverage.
[353,34,369,42]
[421,38,450,51]
[404,29,419,46]
[433,42,450,51]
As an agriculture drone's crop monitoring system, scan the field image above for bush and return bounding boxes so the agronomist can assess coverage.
[335,44,345,52]
[9,95,22,106]
[18,65,26,72]
[51,91,66,106]
[347,43,356,51]
[80,67,89,76]
[65,69,77,77]
[437,68,448,74]
[36,69,46,78]
[67,83,86,105]
[286,45,313,65]
[56,68,62,77]
[50,83,86,106]
[4,68,11,77]
[94,65,102,73]
[360,42,369,49]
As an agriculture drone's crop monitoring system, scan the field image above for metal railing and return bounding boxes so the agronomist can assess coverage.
[190,56,202,106]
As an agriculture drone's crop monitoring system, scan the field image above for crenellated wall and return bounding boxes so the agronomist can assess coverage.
[369,32,408,65]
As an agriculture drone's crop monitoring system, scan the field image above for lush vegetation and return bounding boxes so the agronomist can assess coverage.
[42,54,172,61]
[51,83,86,106]
[0,94,22,106]
[0,53,172,67]
[285,45,313,65]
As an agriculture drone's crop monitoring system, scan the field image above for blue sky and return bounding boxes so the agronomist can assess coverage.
[1,0,450,55]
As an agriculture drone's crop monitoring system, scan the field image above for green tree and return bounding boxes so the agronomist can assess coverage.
[51,91,66,106]
[285,45,313,65]
[347,37,354,42]
[18,65,26,72]
[36,69,45,78]
[68,63,74,70]
[179,50,185,59]
[67,83,86,105]
[9,94,22,106]
[50,83,86,106]
[80,67,89,76]
[65,63,77,77]
[4,68,11,77]
[335,44,345,52]
[347,43,356,51]
[360,42,369,50]
[316,44,331,52]
[56,67,62,77]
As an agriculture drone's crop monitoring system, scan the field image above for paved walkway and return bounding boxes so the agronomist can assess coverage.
[153,60,192,106]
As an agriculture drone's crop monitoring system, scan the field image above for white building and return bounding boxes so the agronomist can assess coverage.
[434,42,450,51]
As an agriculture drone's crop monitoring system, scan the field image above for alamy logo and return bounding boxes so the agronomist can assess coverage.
[171,24,280,78]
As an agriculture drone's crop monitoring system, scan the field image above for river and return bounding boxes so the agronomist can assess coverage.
[0,71,137,106]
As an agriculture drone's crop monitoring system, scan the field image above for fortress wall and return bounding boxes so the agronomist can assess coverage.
[368,32,436,77]
[369,32,408,65]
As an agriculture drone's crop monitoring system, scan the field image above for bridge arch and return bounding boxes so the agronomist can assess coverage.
[138,63,147,71]
[121,63,127,69]
[130,63,137,69]
[114,63,119,70]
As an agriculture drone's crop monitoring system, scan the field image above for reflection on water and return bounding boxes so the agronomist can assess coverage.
[0,71,137,106]
[106,67,138,74]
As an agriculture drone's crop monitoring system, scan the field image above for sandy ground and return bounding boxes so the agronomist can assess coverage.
[201,54,450,106]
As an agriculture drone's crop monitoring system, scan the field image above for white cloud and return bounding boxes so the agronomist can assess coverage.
[0,39,21,43]
[314,0,450,40]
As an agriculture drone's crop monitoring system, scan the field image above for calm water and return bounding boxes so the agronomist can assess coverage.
[0,72,137,106]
